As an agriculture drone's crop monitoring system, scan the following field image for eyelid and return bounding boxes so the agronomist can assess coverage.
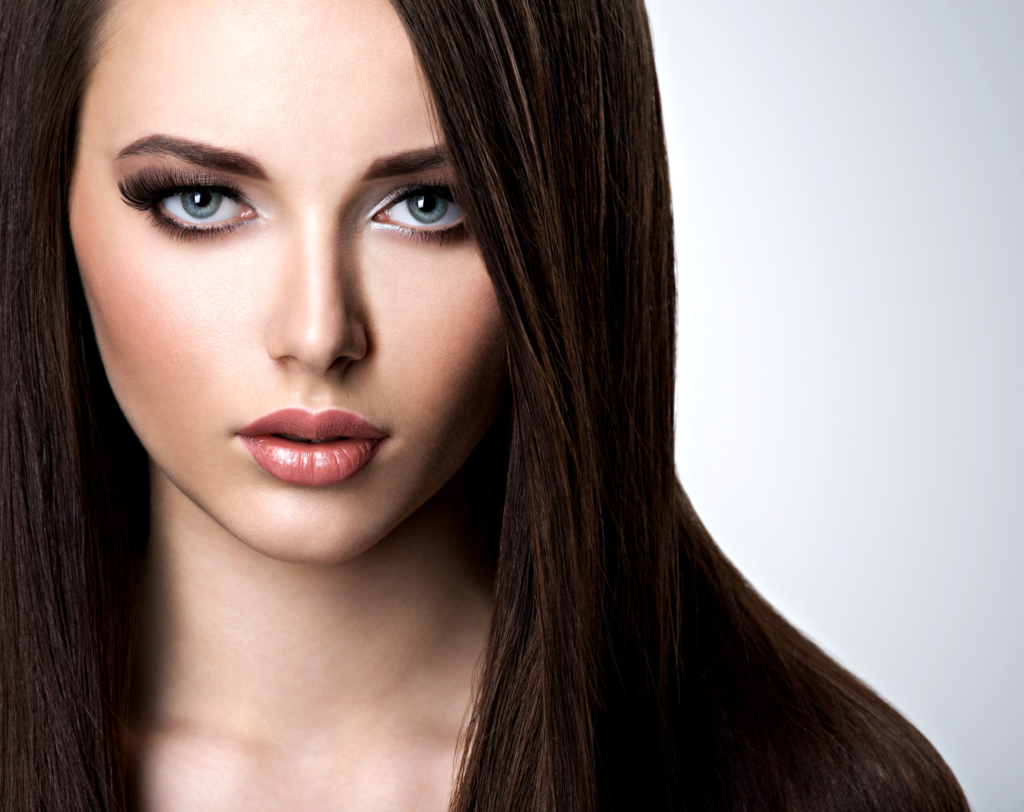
[163,192,245,225]
[118,167,257,240]
[119,169,464,243]
[371,181,461,225]
[370,176,451,213]
[118,168,255,213]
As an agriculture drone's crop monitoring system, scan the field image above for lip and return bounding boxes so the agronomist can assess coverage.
[238,408,387,487]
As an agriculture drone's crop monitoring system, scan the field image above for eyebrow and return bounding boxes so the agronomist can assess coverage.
[116,135,269,180]
[115,136,450,183]
[363,146,449,180]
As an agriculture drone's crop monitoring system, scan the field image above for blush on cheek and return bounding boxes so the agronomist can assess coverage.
[77,247,171,408]
[71,197,216,454]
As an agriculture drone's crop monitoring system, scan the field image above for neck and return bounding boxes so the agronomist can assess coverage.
[130,466,494,748]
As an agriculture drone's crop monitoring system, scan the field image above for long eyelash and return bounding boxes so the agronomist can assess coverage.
[377,179,467,246]
[380,178,452,206]
[118,168,250,242]
[119,170,466,245]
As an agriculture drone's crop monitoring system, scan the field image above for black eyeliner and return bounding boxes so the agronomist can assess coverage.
[373,179,454,212]
[118,167,246,211]
[374,178,467,246]
[117,167,253,242]
[118,168,466,246]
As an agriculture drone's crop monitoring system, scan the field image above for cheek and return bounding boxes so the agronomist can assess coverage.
[69,186,245,450]
[370,249,506,458]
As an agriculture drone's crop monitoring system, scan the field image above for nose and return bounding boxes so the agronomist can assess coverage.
[264,212,367,376]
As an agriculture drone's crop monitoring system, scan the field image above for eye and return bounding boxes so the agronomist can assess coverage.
[162,189,243,224]
[385,189,461,228]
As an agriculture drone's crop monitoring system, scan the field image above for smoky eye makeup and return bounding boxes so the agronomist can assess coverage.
[118,167,255,242]
[370,179,467,246]
[117,166,468,246]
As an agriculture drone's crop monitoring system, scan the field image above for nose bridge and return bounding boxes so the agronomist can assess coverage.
[266,209,365,375]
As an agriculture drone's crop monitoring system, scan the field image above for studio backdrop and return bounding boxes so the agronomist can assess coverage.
[650,2,1024,810]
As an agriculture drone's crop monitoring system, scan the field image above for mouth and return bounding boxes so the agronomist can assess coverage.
[276,433,348,444]
[238,408,387,487]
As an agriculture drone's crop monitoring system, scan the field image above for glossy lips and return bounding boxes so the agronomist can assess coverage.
[239,408,387,487]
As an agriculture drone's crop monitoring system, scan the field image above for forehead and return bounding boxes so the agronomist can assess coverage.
[84,0,435,179]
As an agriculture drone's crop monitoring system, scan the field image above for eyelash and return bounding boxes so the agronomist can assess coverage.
[118,169,466,246]
[118,168,249,242]
[371,181,466,246]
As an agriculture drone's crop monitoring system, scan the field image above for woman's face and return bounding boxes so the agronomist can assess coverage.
[69,0,507,563]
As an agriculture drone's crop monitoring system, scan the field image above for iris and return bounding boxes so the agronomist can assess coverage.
[407,192,448,224]
[180,189,223,219]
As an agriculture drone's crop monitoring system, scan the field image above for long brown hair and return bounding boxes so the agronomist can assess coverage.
[0,0,969,809]
[1,0,146,809]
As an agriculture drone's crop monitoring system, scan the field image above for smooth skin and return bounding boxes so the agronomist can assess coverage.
[69,0,505,809]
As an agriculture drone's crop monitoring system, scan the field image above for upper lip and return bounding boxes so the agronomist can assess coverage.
[238,408,387,441]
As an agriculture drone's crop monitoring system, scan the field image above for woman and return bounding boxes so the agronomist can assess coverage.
[0,0,969,809]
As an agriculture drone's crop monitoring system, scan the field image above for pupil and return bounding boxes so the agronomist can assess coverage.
[192,191,211,207]
[416,194,437,213]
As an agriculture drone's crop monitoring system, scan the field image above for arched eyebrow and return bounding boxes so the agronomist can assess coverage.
[115,135,269,180]
[115,136,449,182]
[363,146,449,180]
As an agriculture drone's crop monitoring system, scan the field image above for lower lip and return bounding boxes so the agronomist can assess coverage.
[240,435,384,487]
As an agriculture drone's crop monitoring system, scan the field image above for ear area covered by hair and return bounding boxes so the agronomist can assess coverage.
[387,0,971,810]
[0,0,972,807]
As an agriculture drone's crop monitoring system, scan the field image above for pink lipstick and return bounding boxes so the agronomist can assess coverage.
[238,408,387,487]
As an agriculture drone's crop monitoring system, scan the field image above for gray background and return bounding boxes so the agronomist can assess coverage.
[646,2,1024,810]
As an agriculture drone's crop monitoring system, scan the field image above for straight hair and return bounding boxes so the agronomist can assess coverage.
[0,0,971,809]
[1,0,146,809]
[390,1,970,809]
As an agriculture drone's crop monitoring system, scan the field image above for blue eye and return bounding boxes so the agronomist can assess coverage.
[407,193,448,224]
[387,190,461,228]
[181,190,221,218]
[163,189,243,224]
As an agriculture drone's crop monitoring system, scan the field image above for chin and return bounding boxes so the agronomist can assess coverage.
[219,493,407,566]
[234,526,382,566]
[152,463,397,566]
